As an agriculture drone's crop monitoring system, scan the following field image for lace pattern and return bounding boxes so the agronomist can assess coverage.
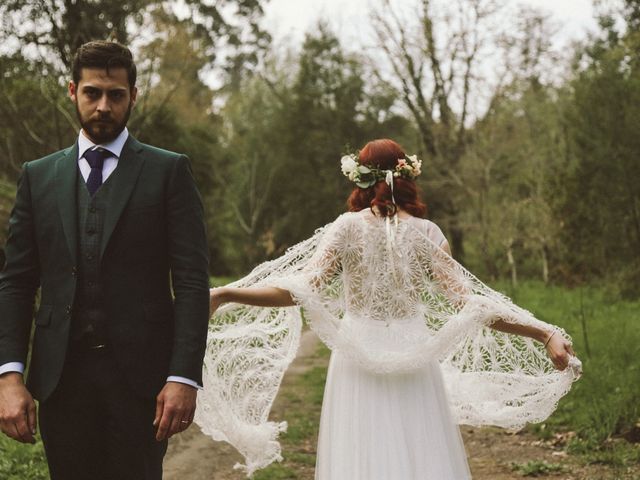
[195,211,581,476]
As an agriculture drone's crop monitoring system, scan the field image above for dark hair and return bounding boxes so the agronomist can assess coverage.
[72,41,137,90]
[347,139,427,218]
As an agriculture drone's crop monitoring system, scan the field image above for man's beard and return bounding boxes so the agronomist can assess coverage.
[76,101,133,144]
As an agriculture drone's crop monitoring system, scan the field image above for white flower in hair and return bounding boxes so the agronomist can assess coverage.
[341,155,358,176]
[341,151,423,188]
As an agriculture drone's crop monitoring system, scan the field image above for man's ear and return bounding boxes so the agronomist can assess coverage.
[69,81,77,103]
[130,86,138,107]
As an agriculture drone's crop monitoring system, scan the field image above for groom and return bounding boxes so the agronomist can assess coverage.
[0,41,210,479]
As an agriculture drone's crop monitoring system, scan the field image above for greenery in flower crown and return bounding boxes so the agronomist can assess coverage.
[340,153,423,188]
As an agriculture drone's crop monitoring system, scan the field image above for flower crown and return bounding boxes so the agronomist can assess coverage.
[340,153,422,188]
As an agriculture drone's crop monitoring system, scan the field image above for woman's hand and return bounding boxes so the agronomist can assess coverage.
[544,331,575,370]
[209,287,226,314]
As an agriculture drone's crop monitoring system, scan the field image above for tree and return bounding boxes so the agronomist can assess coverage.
[559,19,640,295]
[0,0,153,68]
[0,0,269,74]
[0,53,75,178]
[208,24,414,273]
[460,7,565,283]
[273,24,412,244]
[369,0,510,262]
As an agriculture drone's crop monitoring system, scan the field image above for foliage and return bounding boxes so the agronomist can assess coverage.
[557,23,640,296]
[1,0,637,286]
[459,82,565,283]
[0,53,75,179]
[214,24,413,272]
[0,0,269,76]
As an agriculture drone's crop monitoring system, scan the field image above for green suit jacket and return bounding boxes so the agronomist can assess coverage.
[0,136,210,401]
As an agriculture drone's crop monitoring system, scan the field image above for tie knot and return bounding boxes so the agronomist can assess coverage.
[84,148,111,169]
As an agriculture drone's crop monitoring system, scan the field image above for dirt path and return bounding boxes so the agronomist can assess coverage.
[164,331,638,480]
[163,330,321,480]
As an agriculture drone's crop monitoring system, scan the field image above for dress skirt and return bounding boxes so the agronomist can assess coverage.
[315,349,472,480]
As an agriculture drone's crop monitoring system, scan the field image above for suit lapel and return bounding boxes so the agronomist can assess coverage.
[100,135,145,260]
[56,143,79,264]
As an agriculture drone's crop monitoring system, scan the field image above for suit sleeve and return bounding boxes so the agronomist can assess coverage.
[166,155,210,384]
[0,164,40,366]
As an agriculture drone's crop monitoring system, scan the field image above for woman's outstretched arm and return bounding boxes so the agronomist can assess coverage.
[439,242,575,371]
[489,317,575,367]
[210,286,295,313]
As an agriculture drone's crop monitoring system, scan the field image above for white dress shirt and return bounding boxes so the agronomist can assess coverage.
[0,128,200,389]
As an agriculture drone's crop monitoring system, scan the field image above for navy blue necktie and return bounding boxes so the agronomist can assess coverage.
[84,148,111,196]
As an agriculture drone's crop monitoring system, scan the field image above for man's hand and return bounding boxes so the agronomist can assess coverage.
[0,372,37,444]
[153,381,197,441]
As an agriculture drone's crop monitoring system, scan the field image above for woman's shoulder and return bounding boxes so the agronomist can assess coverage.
[332,210,369,226]
[321,210,380,237]
[409,217,448,246]
[314,211,360,237]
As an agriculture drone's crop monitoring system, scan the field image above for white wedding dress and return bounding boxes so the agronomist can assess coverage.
[314,216,471,479]
[317,354,472,479]
[195,210,581,478]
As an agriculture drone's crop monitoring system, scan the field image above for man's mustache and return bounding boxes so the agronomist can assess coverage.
[90,115,114,123]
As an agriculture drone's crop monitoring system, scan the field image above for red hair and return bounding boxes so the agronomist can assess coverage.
[347,139,427,218]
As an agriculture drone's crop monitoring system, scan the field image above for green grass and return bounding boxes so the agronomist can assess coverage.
[251,344,330,478]
[510,459,565,476]
[0,434,49,480]
[494,281,640,467]
[210,275,238,287]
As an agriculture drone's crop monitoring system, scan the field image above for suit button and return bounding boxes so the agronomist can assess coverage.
[66,305,72,314]
[71,267,77,276]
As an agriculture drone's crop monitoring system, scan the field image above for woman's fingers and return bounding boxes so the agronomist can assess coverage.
[566,343,576,356]
[560,352,570,370]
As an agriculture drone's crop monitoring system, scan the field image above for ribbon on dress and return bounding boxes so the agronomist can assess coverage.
[384,170,401,256]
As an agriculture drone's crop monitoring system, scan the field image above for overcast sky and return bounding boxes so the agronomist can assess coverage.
[262,0,601,50]
[256,0,613,121]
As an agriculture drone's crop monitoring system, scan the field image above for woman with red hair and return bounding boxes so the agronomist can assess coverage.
[201,139,580,479]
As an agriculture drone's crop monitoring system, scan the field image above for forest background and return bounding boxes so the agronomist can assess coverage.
[0,0,638,294]
[0,0,639,477]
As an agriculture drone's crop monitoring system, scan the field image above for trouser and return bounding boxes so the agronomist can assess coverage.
[39,346,168,480]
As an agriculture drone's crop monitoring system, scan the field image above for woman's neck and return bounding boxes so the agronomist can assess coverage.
[369,206,411,219]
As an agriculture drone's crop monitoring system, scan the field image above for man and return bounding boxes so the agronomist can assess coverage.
[0,41,210,479]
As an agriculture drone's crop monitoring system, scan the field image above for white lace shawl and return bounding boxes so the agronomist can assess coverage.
[194,211,581,476]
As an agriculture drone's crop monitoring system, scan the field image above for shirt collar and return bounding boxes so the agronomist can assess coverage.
[77,127,129,160]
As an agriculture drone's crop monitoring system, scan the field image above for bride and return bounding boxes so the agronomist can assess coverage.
[199,139,581,479]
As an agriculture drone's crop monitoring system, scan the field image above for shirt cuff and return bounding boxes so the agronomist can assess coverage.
[166,375,202,390]
[0,362,25,376]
